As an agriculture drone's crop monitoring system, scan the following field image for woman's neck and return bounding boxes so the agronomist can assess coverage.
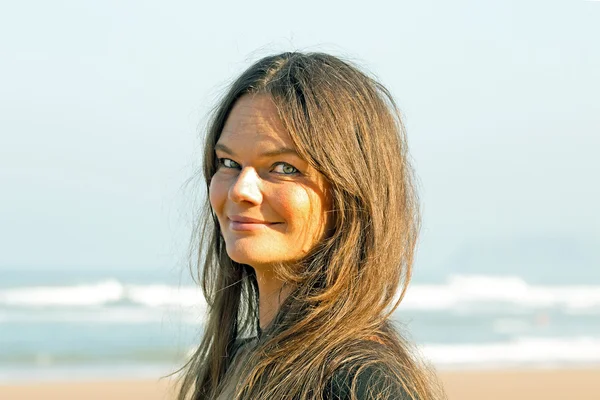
[255,270,291,330]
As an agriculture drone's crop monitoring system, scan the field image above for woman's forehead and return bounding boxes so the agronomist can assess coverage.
[218,94,294,150]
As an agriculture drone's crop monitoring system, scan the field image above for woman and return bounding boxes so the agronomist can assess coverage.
[175,52,445,399]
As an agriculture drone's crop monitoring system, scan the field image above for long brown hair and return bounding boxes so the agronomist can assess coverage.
[174,52,445,399]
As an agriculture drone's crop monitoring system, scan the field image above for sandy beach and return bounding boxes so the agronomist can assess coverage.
[1,368,599,400]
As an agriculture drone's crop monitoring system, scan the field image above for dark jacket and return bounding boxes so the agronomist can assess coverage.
[324,364,412,400]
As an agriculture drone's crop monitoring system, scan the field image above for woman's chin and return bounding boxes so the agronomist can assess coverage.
[224,238,274,264]
[226,250,271,269]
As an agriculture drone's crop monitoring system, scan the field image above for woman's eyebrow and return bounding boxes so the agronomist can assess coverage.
[215,143,300,158]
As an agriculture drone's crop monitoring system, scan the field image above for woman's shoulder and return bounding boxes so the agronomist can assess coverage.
[324,362,412,400]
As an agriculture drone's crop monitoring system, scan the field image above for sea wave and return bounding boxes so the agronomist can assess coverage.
[400,275,600,312]
[0,279,205,309]
[4,336,599,374]
[422,336,600,367]
[2,275,600,313]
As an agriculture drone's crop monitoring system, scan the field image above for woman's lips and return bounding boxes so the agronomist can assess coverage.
[228,217,281,231]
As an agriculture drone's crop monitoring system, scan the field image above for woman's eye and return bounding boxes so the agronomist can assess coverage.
[218,158,240,169]
[273,162,299,175]
[217,158,298,175]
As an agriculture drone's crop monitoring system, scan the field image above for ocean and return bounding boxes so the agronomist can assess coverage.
[1,265,599,383]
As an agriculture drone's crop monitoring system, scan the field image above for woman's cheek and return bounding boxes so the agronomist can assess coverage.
[285,188,321,243]
[275,188,309,221]
[209,177,226,216]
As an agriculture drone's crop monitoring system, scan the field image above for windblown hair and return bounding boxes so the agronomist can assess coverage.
[174,52,445,399]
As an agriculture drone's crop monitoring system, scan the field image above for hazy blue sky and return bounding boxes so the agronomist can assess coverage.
[1,0,598,274]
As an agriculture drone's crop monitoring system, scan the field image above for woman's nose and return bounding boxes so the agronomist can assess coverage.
[228,167,263,205]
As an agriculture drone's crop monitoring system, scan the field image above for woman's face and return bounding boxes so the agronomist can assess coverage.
[209,94,332,270]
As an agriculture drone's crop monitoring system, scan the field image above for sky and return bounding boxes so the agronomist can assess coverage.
[1,0,598,277]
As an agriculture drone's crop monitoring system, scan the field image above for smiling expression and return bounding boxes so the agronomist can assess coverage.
[209,94,332,270]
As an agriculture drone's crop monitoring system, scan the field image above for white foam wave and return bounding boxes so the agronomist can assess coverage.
[2,275,600,313]
[422,336,600,367]
[400,275,600,312]
[179,336,600,368]
[0,280,206,310]
[0,280,125,307]
[127,285,203,308]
